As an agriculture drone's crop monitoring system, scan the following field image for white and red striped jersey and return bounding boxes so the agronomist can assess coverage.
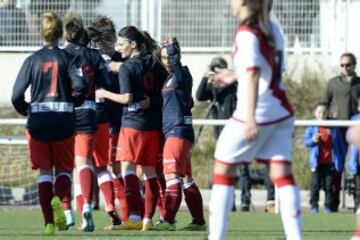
[231,22,293,125]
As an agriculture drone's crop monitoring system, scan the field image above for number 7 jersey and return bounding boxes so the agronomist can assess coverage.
[12,45,85,141]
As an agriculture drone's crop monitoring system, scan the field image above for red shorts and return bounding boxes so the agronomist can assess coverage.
[26,131,74,171]
[93,123,110,167]
[109,132,119,164]
[163,137,192,176]
[116,128,163,166]
[75,132,95,159]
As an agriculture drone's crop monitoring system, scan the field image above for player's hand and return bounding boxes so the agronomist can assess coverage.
[245,118,258,141]
[165,35,178,45]
[95,88,107,99]
[139,95,150,110]
[210,68,237,88]
[109,62,122,72]
[312,133,320,143]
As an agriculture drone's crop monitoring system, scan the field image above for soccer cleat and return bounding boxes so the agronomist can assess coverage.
[180,222,206,231]
[51,196,68,231]
[103,211,122,231]
[115,219,143,230]
[43,223,55,235]
[156,218,164,226]
[265,200,275,213]
[82,211,95,232]
[241,203,250,212]
[103,223,122,231]
[108,211,121,225]
[324,208,332,214]
[150,221,176,231]
[142,222,154,231]
[310,207,319,214]
[64,210,75,228]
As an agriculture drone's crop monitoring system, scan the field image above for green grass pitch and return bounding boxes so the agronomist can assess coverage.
[0,209,355,239]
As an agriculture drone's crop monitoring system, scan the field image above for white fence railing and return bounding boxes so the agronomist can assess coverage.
[0,118,359,145]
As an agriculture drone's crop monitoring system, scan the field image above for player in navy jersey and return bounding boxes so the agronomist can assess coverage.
[150,36,205,231]
[87,16,128,229]
[96,26,167,231]
[11,12,85,235]
[63,12,114,232]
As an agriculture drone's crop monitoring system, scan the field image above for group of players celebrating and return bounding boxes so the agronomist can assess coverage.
[11,11,205,235]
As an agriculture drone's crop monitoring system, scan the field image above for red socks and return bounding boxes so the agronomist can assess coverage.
[38,178,54,225]
[113,177,129,222]
[54,173,72,210]
[78,166,93,204]
[144,177,159,219]
[124,174,143,216]
[183,182,205,225]
[164,179,182,224]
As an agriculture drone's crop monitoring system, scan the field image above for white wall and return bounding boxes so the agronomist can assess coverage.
[0,52,30,106]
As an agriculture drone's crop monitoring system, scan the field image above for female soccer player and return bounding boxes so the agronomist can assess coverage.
[11,12,85,235]
[208,0,302,239]
[63,12,114,232]
[96,26,167,231]
[152,36,205,231]
[88,16,129,227]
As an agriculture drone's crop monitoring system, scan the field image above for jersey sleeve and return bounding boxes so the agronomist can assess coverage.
[235,30,262,70]
[119,63,134,94]
[11,57,32,116]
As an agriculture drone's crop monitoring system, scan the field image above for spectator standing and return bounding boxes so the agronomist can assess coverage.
[304,103,346,214]
[196,57,252,211]
[319,52,360,212]
[196,56,237,140]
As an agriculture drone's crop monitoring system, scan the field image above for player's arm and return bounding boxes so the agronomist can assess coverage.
[166,37,187,84]
[96,63,133,104]
[11,58,31,116]
[96,89,132,104]
[245,69,260,141]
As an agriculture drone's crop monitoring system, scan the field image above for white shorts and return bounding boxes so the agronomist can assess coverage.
[214,117,294,164]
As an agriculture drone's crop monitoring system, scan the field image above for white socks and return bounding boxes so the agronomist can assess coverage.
[208,184,234,240]
[278,185,302,240]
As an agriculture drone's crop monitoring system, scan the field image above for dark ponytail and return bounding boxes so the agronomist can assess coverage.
[64,12,89,46]
[118,26,160,63]
[88,16,117,55]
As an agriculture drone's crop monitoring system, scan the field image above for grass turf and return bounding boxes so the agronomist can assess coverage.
[0,209,355,239]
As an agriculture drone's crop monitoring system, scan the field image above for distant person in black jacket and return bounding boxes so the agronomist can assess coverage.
[196,57,253,211]
[196,56,237,139]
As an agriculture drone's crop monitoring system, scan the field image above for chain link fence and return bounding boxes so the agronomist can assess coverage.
[0,0,328,52]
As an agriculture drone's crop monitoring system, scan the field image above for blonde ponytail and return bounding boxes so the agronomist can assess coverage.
[41,12,63,43]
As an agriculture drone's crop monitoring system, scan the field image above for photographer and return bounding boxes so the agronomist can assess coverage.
[196,56,237,139]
